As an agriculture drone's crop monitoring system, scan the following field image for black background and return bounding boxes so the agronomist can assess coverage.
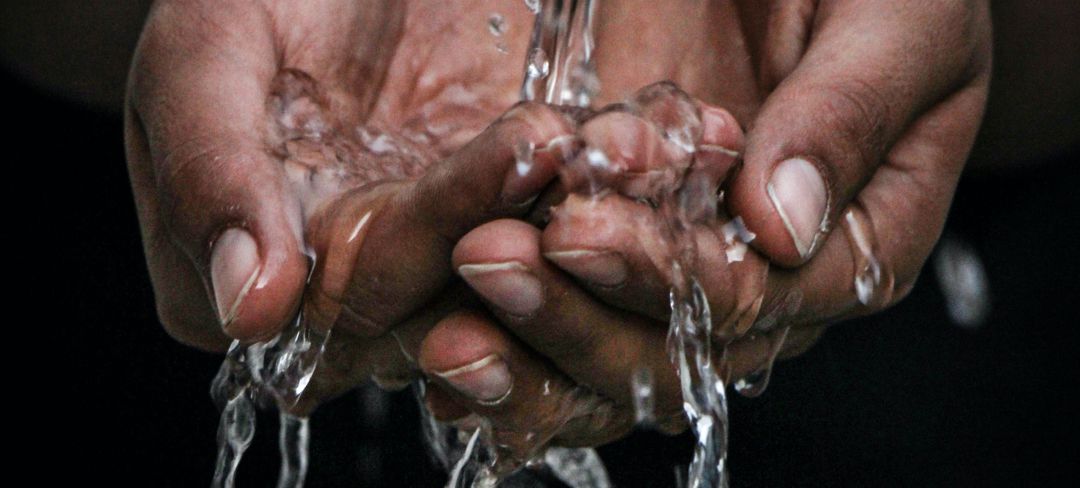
[8,54,1079,486]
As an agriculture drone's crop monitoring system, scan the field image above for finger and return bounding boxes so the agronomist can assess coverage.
[543,194,770,341]
[543,104,762,332]
[563,82,720,200]
[128,4,308,344]
[452,220,685,420]
[418,310,624,456]
[302,102,578,339]
[728,1,988,266]
[294,285,481,413]
[759,67,992,329]
[564,109,673,198]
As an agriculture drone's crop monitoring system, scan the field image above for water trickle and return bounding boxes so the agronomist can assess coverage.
[520,0,599,106]
[669,277,730,488]
[212,392,255,488]
[731,326,790,398]
[277,413,310,488]
[841,206,895,309]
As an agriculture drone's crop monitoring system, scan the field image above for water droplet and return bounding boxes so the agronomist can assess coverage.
[488,13,507,37]
[632,366,656,425]
[527,48,550,79]
[585,148,610,169]
[934,233,991,328]
[733,327,791,398]
[515,140,536,177]
[842,206,895,307]
[523,0,541,15]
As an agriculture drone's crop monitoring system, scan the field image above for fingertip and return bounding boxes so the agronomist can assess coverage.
[419,312,514,405]
[214,222,308,343]
[728,154,829,267]
[418,311,499,374]
[697,103,745,151]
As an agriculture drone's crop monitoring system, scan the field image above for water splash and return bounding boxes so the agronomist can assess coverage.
[210,305,329,486]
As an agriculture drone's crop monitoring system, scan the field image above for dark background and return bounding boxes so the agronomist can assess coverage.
[6,2,1079,486]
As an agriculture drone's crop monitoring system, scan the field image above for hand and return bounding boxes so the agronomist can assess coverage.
[417,0,992,450]
[125,0,575,408]
[416,85,808,458]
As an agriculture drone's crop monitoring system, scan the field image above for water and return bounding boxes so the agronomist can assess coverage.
[631,366,656,425]
[840,206,895,309]
[933,233,990,328]
[210,310,329,488]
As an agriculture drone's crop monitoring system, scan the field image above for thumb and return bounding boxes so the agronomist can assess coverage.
[728,1,982,266]
[128,3,308,345]
[304,102,577,338]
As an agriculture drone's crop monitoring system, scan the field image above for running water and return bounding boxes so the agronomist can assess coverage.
[210,309,329,488]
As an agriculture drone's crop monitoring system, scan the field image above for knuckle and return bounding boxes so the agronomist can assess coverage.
[815,78,891,164]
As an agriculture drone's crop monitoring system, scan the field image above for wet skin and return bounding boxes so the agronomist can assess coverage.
[126,0,991,453]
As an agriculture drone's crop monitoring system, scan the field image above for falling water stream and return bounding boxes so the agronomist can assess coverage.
[206,1,899,487]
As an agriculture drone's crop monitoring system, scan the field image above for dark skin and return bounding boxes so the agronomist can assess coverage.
[120,0,993,456]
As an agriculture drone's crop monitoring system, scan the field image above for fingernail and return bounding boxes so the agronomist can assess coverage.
[543,250,628,287]
[434,354,513,404]
[767,157,828,259]
[458,261,543,316]
[210,228,261,328]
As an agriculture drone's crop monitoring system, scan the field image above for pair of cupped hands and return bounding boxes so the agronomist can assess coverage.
[126,0,990,456]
